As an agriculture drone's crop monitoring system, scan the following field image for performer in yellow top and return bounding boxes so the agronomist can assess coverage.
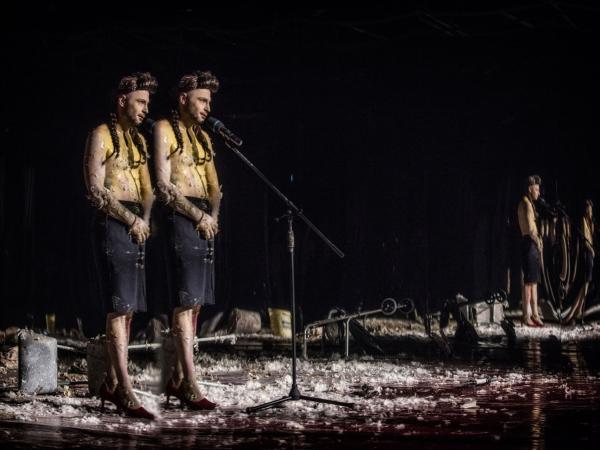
[517,175,544,327]
[153,70,221,410]
[84,72,157,419]
[563,200,595,325]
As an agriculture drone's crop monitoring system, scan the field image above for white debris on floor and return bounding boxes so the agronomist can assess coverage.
[1,346,599,436]
[476,321,600,341]
[363,317,600,342]
[1,319,600,444]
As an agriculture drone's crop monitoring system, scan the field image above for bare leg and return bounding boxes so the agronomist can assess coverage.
[178,305,200,383]
[104,312,154,418]
[106,313,133,391]
[522,284,534,326]
[171,306,211,402]
[104,315,118,390]
[531,284,544,326]
[192,305,201,339]
[172,307,197,384]
[171,307,194,386]
[104,313,133,392]
[168,305,216,409]
[125,312,132,345]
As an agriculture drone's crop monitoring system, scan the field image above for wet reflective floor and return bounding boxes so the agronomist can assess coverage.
[1,330,600,449]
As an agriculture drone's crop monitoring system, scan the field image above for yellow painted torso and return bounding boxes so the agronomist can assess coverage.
[583,216,594,245]
[518,195,539,238]
[162,121,212,199]
[98,124,145,203]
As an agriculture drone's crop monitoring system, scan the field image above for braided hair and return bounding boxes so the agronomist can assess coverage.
[105,71,158,164]
[177,70,219,94]
[167,109,213,165]
[106,112,121,161]
[168,109,185,158]
[169,70,219,164]
[193,125,213,165]
[115,71,158,97]
[129,127,149,168]
[106,113,149,167]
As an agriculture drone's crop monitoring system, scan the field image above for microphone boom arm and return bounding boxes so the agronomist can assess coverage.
[223,140,344,258]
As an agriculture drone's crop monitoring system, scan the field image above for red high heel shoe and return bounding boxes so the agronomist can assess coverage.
[113,384,156,420]
[99,380,117,412]
[531,316,545,327]
[164,376,180,408]
[165,377,216,410]
[521,317,536,327]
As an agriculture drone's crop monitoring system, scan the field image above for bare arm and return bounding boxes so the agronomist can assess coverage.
[83,127,138,226]
[153,121,205,222]
[526,201,542,249]
[203,134,222,221]
[583,217,595,257]
[139,158,154,224]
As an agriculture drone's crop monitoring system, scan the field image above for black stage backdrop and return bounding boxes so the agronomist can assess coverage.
[1,6,599,334]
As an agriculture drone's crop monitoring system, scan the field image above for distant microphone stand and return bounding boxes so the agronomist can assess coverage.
[541,199,596,255]
[216,135,353,413]
[537,197,597,323]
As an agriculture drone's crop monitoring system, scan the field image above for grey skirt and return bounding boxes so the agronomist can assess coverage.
[521,236,542,284]
[165,197,215,307]
[92,201,147,314]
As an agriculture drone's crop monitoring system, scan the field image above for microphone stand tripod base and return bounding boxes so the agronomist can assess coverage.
[220,139,349,415]
[245,383,355,413]
[245,210,353,414]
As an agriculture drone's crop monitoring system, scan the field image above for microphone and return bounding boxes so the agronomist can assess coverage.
[537,197,558,217]
[205,116,243,147]
[142,117,156,134]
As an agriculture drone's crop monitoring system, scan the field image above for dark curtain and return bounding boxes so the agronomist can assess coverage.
[1,18,599,334]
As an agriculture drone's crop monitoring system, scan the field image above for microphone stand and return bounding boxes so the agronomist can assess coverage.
[220,140,354,413]
[538,198,597,323]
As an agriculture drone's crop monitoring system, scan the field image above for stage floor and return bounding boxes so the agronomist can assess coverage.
[1,323,600,449]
